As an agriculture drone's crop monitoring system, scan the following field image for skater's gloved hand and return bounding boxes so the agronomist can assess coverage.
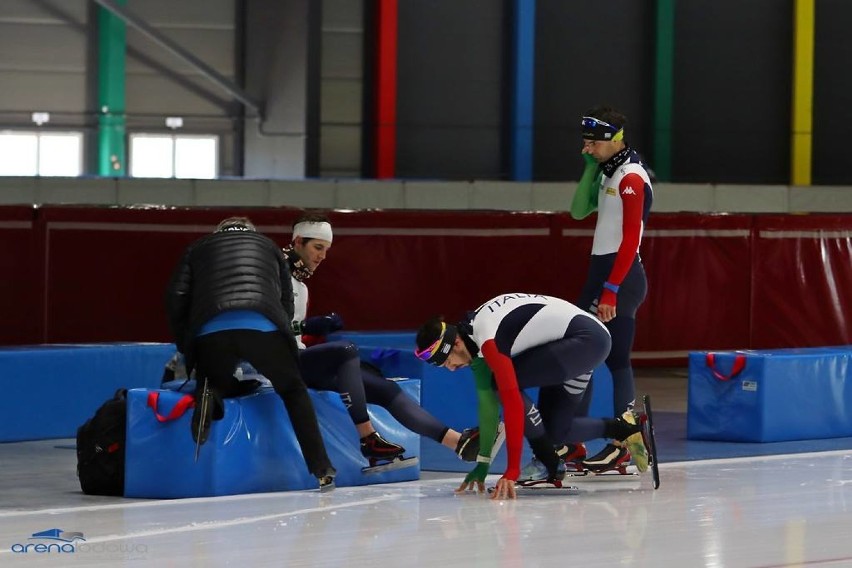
[455,462,489,494]
[596,284,618,323]
[301,313,344,336]
[490,477,517,500]
[454,427,481,461]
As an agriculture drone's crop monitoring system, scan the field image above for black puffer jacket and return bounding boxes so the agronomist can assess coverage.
[165,230,295,356]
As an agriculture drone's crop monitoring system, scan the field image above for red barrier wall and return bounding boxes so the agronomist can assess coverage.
[3,206,851,361]
[752,215,852,348]
[0,206,41,344]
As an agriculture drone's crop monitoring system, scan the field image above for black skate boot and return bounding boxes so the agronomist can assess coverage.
[556,442,587,473]
[618,410,650,472]
[316,467,337,492]
[582,410,650,474]
[582,442,631,474]
[601,410,650,472]
[360,431,418,475]
[361,431,405,462]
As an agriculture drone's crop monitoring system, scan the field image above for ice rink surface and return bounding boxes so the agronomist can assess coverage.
[1,440,851,568]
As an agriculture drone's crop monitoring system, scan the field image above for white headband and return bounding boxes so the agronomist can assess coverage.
[293,221,333,244]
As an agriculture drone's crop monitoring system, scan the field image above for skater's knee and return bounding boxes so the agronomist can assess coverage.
[366,381,402,407]
[341,342,359,360]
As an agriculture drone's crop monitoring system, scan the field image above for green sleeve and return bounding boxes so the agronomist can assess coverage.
[570,153,601,220]
[470,357,500,465]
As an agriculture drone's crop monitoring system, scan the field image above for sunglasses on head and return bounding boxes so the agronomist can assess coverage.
[581,116,618,132]
[414,322,457,366]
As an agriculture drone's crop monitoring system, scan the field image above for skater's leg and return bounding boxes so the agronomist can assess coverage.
[603,259,647,414]
[299,344,408,461]
[513,317,609,442]
[562,416,607,442]
[192,332,243,444]
[194,331,242,398]
[606,316,638,414]
[362,364,450,443]
[299,341,372,430]
[537,374,592,444]
[512,319,610,390]
[243,331,334,478]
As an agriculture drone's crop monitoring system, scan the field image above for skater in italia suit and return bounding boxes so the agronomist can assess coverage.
[415,293,650,500]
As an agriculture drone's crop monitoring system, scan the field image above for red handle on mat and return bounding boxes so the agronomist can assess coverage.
[705,353,746,381]
[146,392,195,422]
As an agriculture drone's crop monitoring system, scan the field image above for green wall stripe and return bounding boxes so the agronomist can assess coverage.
[653,0,675,182]
[97,1,127,176]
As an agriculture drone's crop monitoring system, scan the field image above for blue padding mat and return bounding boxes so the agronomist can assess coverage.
[124,380,421,498]
[0,343,174,442]
[688,347,852,442]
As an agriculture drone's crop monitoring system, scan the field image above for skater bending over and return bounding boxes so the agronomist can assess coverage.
[165,216,336,490]
[415,293,650,499]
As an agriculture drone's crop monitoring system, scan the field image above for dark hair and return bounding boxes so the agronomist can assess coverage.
[415,316,445,352]
[585,105,627,130]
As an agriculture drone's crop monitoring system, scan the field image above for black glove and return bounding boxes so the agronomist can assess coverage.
[454,427,481,461]
[301,313,344,336]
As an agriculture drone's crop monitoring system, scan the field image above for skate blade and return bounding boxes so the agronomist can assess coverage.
[566,470,640,481]
[194,381,211,463]
[643,394,661,490]
[489,483,580,495]
[362,456,419,475]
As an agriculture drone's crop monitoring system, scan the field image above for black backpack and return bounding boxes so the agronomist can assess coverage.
[76,389,128,496]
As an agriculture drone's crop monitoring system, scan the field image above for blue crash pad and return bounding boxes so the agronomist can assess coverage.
[688,347,852,442]
[124,380,421,498]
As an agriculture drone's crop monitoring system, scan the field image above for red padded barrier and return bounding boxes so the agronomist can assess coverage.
[636,214,754,355]
[0,206,41,344]
[310,210,565,331]
[752,215,852,348]
[0,206,849,362]
[38,206,306,343]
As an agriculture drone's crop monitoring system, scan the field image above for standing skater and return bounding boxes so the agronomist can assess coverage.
[571,106,654,473]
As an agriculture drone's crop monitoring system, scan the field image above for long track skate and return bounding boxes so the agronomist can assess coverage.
[193,377,211,463]
[362,455,419,475]
[487,479,581,496]
[642,394,661,489]
[514,478,580,495]
[564,469,640,481]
